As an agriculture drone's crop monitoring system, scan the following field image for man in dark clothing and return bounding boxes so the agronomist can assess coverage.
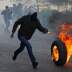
[11,12,48,69]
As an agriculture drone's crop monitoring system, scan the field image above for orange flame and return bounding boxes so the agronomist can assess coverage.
[58,23,72,62]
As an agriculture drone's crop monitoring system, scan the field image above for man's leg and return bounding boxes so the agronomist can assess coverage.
[5,19,10,32]
[26,41,38,69]
[20,36,38,69]
[13,42,25,60]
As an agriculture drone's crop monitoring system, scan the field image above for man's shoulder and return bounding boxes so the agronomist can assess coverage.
[16,15,31,23]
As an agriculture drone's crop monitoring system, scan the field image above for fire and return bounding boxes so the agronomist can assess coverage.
[58,23,72,62]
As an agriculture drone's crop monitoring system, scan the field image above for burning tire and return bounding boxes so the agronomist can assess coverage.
[51,39,67,66]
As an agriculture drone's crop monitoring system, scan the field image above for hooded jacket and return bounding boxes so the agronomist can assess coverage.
[12,14,48,40]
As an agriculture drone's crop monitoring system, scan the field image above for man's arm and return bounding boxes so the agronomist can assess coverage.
[11,20,20,38]
[37,19,48,33]
[1,10,4,15]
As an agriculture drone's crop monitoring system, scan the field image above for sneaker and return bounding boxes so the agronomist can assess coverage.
[32,62,38,69]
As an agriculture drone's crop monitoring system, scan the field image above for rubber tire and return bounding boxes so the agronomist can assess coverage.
[51,39,67,66]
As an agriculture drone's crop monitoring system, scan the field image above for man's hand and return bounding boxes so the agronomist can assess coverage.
[48,32,54,35]
[44,28,48,33]
[10,33,14,38]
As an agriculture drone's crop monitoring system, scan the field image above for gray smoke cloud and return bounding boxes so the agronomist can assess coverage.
[38,0,72,30]
[39,0,72,5]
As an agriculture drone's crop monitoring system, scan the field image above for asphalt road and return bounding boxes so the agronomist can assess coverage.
[0,30,72,72]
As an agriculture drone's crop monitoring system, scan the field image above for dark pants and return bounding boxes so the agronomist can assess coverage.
[14,34,36,63]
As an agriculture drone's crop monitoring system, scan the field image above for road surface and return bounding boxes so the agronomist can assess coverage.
[0,30,72,72]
